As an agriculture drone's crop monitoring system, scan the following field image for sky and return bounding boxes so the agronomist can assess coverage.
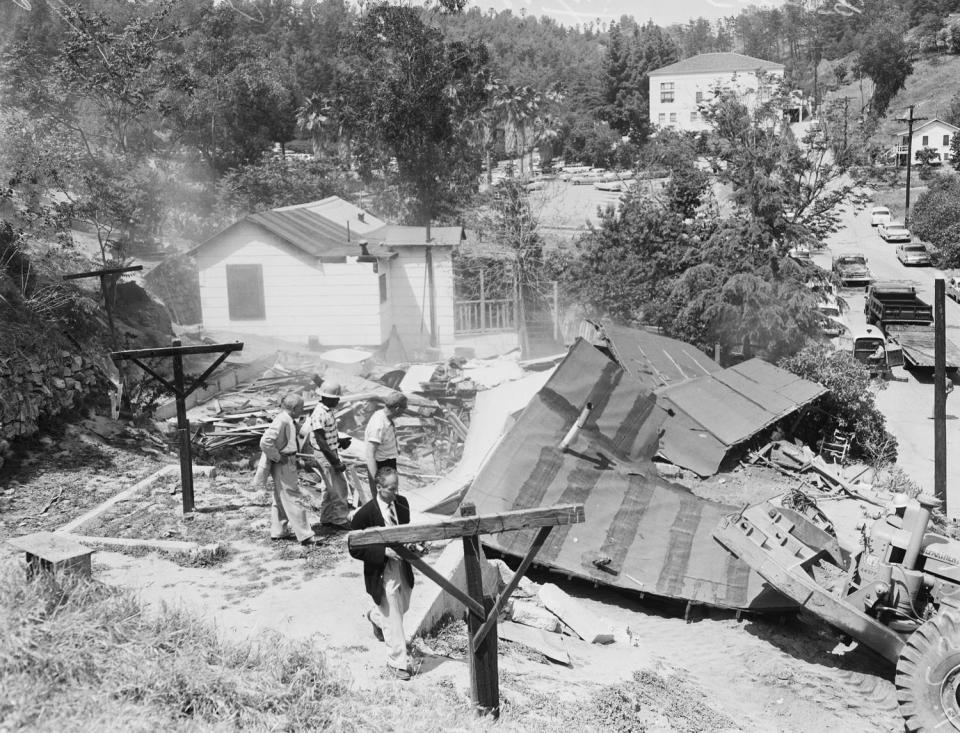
[471,0,788,27]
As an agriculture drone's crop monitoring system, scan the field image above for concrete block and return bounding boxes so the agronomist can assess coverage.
[406,540,501,643]
[538,582,615,644]
[509,600,560,632]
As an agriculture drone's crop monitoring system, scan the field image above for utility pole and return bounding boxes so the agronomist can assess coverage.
[895,105,928,227]
[934,276,947,511]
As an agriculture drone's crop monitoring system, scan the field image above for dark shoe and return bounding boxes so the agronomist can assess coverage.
[321,521,352,531]
[271,533,295,541]
[367,610,384,642]
[299,537,319,546]
[387,665,412,681]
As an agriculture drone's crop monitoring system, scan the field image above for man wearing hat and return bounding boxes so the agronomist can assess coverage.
[364,391,407,493]
[302,379,352,529]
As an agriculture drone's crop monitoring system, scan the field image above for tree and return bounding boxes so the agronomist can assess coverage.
[911,176,960,267]
[335,4,490,224]
[780,344,896,462]
[857,20,912,118]
[951,132,960,173]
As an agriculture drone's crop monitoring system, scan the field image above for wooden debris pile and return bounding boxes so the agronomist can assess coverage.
[182,362,471,477]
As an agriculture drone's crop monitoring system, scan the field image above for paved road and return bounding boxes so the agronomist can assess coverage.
[813,203,960,515]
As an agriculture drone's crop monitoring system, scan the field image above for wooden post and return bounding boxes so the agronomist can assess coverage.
[479,268,486,332]
[170,340,195,514]
[552,280,560,342]
[426,239,438,348]
[460,502,499,717]
[110,339,243,516]
[935,276,947,509]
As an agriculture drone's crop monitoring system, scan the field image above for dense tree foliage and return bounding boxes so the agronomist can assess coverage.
[780,344,896,462]
[911,175,960,267]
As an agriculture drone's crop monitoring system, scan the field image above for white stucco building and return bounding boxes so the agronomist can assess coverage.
[648,52,785,132]
[892,118,959,166]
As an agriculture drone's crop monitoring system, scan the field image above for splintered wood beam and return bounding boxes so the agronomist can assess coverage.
[392,544,485,619]
[128,357,178,394]
[472,525,553,649]
[111,342,244,360]
[62,265,143,281]
[347,504,585,548]
[183,349,234,399]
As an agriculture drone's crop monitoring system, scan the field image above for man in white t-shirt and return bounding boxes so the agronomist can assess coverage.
[364,392,407,492]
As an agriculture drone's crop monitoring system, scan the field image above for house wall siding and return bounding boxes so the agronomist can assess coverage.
[649,68,784,132]
[196,227,383,346]
[389,246,455,355]
[902,121,958,161]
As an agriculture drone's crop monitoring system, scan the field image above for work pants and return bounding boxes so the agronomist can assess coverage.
[317,462,350,525]
[371,556,412,672]
[269,458,313,542]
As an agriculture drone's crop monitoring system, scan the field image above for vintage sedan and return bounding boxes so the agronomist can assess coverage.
[896,242,932,266]
[879,222,912,242]
[948,276,960,302]
[832,253,873,287]
[870,206,892,227]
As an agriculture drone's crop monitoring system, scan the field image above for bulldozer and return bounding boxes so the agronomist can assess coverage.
[715,494,960,732]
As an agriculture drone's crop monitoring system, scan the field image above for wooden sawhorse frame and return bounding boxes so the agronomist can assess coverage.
[347,501,585,717]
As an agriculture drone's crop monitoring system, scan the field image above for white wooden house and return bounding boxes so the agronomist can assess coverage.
[892,118,959,166]
[648,52,785,132]
[191,197,468,357]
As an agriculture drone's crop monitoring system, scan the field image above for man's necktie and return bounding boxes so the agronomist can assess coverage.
[387,502,398,527]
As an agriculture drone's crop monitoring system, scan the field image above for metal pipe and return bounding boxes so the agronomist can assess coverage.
[559,402,593,450]
[903,501,932,569]
[935,275,947,509]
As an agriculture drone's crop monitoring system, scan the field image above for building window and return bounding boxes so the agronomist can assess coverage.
[922,135,929,146]
[379,273,388,303]
[658,113,666,126]
[690,111,699,123]
[660,82,675,103]
[945,135,951,146]
[696,91,704,103]
[669,112,677,124]
[226,264,265,320]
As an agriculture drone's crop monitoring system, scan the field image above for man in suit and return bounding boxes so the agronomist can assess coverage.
[349,465,416,680]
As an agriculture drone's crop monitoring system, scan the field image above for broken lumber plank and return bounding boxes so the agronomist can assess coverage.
[68,534,221,554]
[498,620,571,665]
[57,467,169,534]
[509,600,560,632]
[538,583,615,644]
[348,504,585,547]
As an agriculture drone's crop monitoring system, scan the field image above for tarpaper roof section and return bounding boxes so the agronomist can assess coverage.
[461,339,790,611]
[656,358,827,476]
[648,52,784,77]
[581,321,720,389]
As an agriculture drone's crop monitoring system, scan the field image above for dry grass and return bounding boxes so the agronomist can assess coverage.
[0,561,731,732]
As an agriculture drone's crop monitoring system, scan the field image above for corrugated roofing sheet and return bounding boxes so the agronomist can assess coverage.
[596,323,721,389]
[655,358,827,476]
[648,52,784,77]
[462,339,790,611]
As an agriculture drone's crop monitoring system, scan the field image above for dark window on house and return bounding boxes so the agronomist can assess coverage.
[946,135,951,146]
[669,112,677,124]
[660,82,675,103]
[226,264,265,320]
[922,135,929,146]
[379,273,388,303]
[696,91,704,103]
[690,111,699,123]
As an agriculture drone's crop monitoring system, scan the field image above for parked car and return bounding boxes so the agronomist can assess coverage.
[832,253,873,287]
[896,242,932,266]
[788,246,812,263]
[879,222,912,242]
[870,206,892,227]
[948,276,960,302]
[815,302,846,337]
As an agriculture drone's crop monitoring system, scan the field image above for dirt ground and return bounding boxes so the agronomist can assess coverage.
[0,424,905,733]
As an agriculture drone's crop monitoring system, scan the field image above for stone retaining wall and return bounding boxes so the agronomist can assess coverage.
[0,350,108,441]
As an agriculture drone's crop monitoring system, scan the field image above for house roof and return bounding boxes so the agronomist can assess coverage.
[648,52,784,77]
[459,339,787,611]
[190,196,462,259]
[892,117,960,137]
[655,358,827,476]
[580,321,720,389]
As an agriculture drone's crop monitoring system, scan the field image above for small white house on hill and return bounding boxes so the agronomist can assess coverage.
[190,197,465,357]
[648,52,785,132]
[892,118,959,166]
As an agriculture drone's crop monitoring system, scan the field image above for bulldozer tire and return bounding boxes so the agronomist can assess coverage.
[897,610,960,732]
